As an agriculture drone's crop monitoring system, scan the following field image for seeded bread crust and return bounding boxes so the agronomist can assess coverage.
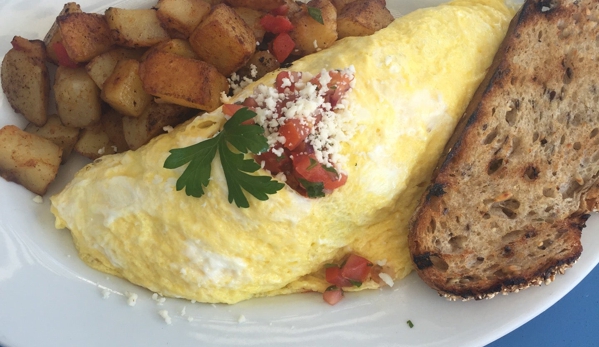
[408,0,599,300]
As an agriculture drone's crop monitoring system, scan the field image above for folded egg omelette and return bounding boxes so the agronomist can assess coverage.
[51,0,514,304]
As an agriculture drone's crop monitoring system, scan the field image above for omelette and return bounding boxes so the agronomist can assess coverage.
[51,0,514,304]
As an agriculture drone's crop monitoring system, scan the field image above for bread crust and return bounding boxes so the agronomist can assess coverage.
[409,0,599,300]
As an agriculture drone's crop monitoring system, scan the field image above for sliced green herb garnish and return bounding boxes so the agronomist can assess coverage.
[307,157,319,170]
[349,279,362,287]
[164,108,284,208]
[407,320,414,328]
[324,263,339,268]
[307,7,324,25]
[298,178,325,198]
[321,164,338,175]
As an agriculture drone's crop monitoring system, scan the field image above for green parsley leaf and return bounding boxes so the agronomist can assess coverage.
[307,6,324,25]
[349,279,362,287]
[298,178,325,198]
[407,320,414,328]
[164,108,284,208]
[323,263,339,268]
[307,157,319,170]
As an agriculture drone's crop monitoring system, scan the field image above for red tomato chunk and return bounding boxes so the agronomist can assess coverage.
[323,286,344,305]
[260,14,294,34]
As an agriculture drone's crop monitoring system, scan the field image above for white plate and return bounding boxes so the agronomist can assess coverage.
[1,1,598,346]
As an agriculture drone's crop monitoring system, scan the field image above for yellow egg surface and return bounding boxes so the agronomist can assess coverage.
[51,0,514,304]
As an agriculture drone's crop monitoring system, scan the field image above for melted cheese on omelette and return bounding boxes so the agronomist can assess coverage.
[51,0,514,304]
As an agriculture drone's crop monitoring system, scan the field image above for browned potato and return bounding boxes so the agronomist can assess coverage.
[105,8,170,47]
[204,0,224,4]
[24,114,80,163]
[101,59,152,117]
[43,2,82,64]
[57,13,114,63]
[337,0,394,39]
[156,0,211,38]
[74,123,118,159]
[233,7,267,42]
[101,109,129,153]
[290,0,337,56]
[1,36,49,127]
[0,125,62,195]
[189,4,256,76]
[123,102,190,150]
[237,50,280,80]
[139,50,228,111]
[330,0,355,12]
[85,47,145,89]
[54,66,102,128]
[141,39,199,60]
[224,0,284,11]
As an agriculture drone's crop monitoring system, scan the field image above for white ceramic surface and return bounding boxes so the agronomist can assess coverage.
[1,1,598,346]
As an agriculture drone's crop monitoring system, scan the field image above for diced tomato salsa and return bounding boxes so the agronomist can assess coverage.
[322,254,375,305]
[222,69,354,198]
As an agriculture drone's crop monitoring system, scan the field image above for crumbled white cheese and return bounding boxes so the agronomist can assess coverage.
[32,195,43,204]
[313,39,318,49]
[187,316,194,322]
[249,67,356,171]
[97,147,105,155]
[238,314,246,323]
[376,259,387,266]
[158,310,172,325]
[152,293,166,305]
[180,306,187,316]
[220,91,231,104]
[250,64,258,78]
[163,125,174,133]
[111,145,118,152]
[125,291,138,306]
[101,288,111,299]
[378,273,395,287]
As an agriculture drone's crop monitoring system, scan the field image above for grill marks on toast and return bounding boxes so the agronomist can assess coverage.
[408,0,599,300]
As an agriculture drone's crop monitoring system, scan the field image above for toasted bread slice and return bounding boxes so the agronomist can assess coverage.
[408,0,599,300]
[584,183,599,211]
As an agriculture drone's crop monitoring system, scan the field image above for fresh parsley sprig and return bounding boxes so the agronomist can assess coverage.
[164,108,284,208]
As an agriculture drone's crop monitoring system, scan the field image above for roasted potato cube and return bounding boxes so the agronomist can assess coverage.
[224,0,284,11]
[57,13,114,63]
[74,123,117,159]
[44,3,82,64]
[139,51,228,111]
[205,0,224,4]
[101,109,129,153]
[290,0,337,56]
[54,66,102,128]
[337,0,394,39]
[156,0,211,38]
[141,39,199,60]
[189,4,256,76]
[123,102,190,150]
[233,7,267,42]
[237,50,280,80]
[330,0,354,12]
[1,37,49,127]
[24,114,80,163]
[0,125,62,195]
[85,47,145,89]
[101,59,152,117]
[105,8,170,47]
